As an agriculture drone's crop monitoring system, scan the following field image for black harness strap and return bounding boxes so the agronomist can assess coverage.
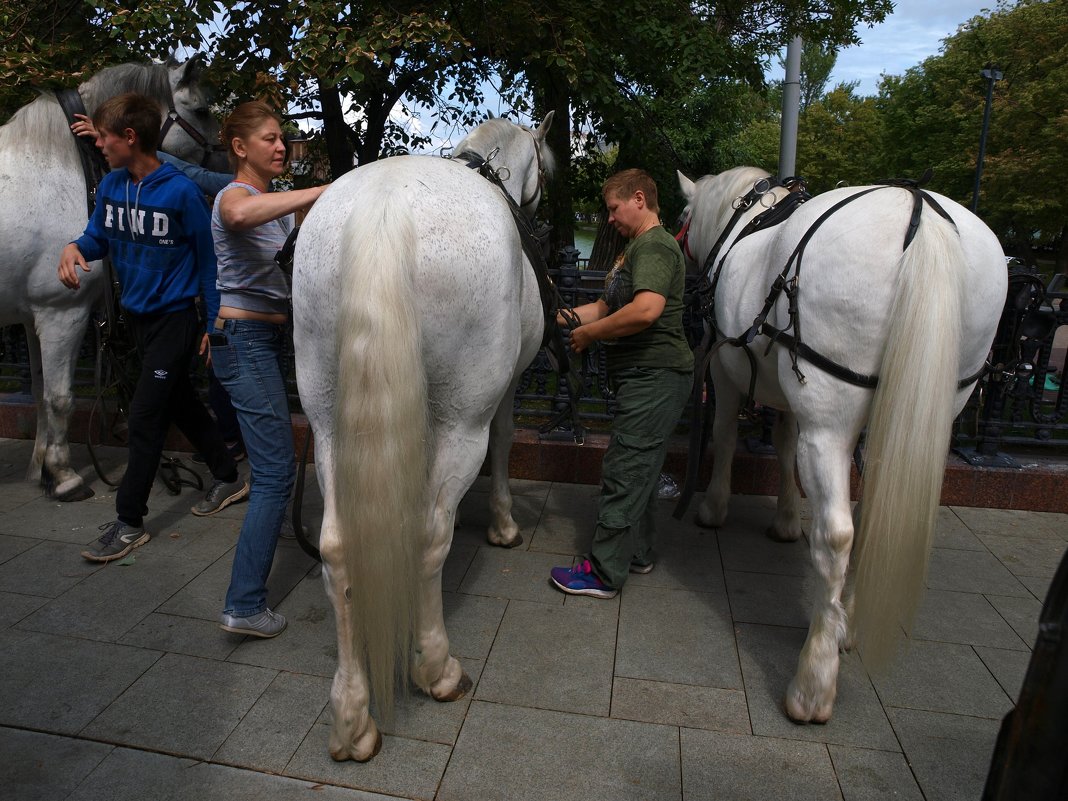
[455,149,587,443]
[757,182,964,387]
[55,89,108,214]
[673,177,983,520]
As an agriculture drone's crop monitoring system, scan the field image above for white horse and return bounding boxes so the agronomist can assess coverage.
[0,57,225,500]
[292,114,554,761]
[677,167,1006,722]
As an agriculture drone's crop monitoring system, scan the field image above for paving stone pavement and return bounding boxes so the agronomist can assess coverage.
[1,437,1065,801]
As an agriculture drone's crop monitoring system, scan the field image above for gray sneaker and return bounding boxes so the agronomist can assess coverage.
[82,520,150,562]
[219,608,287,638]
[191,477,250,516]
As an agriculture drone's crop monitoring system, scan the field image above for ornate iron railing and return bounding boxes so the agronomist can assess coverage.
[1,255,1065,461]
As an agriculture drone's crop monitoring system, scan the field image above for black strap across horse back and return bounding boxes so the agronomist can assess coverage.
[56,89,108,214]
[673,176,985,519]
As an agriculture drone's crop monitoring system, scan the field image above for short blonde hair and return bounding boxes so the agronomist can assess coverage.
[602,168,659,213]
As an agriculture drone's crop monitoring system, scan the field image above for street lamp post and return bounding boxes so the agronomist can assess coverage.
[971,64,1003,214]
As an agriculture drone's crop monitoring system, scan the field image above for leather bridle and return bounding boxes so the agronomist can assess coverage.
[158,102,226,168]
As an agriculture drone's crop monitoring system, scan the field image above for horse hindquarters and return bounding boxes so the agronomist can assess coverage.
[851,210,965,667]
[782,202,973,724]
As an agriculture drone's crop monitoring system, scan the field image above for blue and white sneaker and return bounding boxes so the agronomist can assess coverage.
[550,559,617,599]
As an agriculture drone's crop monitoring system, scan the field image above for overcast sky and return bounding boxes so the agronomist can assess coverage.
[819,0,995,95]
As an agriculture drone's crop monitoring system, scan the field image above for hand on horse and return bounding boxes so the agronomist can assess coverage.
[71,114,97,141]
[58,244,91,290]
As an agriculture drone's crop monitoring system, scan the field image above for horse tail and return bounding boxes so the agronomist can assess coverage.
[852,205,964,668]
[334,191,426,720]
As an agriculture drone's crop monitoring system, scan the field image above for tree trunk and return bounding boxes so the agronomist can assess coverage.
[355,95,389,166]
[538,68,575,261]
[1057,224,1068,277]
[589,212,625,271]
[317,78,354,179]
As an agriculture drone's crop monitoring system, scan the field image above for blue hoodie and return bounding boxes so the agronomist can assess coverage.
[72,162,220,325]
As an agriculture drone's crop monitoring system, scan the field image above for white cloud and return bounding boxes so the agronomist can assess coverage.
[816,0,994,95]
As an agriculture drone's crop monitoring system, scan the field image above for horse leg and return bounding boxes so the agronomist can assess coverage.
[23,327,47,483]
[696,360,738,528]
[315,435,383,762]
[29,320,92,500]
[766,410,802,542]
[410,427,481,701]
[784,427,854,723]
[485,386,523,548]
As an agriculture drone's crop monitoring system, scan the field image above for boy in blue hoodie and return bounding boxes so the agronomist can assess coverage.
[58,92,249,563]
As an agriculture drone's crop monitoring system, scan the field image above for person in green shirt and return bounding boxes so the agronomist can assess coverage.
[550,168,693,598]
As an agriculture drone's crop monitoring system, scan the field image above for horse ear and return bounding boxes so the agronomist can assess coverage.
[174,54,205,88]
[677,170,695,201]
[534,110,554,141]
[486,109,496,119]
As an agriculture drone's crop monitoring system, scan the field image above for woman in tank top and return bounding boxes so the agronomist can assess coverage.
[211,100,328,639]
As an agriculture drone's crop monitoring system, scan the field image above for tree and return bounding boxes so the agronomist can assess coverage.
[465,0,892,253]
[875,0,1068,271]
[0,0,133,119]
[10,0,894,229]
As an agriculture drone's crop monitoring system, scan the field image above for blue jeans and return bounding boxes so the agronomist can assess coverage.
[211,319,295,616]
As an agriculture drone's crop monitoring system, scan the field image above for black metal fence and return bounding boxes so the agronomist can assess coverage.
[1,254,1065,463]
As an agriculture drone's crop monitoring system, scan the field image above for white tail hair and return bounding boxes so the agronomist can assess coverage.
[333,191,427,719]
[853,205,964,667]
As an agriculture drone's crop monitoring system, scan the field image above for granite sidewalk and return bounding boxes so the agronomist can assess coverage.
[2,436,1065,801]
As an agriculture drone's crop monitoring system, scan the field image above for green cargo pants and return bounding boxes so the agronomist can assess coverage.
[589,366,691,589]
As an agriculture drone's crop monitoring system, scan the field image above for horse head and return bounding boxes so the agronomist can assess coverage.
[76,58,227,171]
[677,166,773,274]
[164,55,228,172]
[454,112,555,218]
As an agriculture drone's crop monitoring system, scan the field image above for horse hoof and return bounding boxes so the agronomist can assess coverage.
[435,670,473,702]
[498,533,523,549]
[330,728,383,762]
[52,481,95,502]
[694,503,724,530]
[764,525,800,543]
[356,730,384,762]
[783,689,833,724]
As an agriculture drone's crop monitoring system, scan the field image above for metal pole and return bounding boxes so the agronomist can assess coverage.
[971,65,1003,213]
[779,36,802,179]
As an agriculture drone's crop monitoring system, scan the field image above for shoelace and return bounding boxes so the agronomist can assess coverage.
[96,521,121,546]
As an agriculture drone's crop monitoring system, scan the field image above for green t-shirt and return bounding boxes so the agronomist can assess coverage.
[600,225,694,373]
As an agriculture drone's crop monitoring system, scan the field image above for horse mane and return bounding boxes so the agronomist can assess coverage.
[702,166,771,239]
[78,62,173,114]
[523,123,556,178]
[0,93,81,169]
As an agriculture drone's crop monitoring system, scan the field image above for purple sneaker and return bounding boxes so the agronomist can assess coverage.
[550,559,618,599]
